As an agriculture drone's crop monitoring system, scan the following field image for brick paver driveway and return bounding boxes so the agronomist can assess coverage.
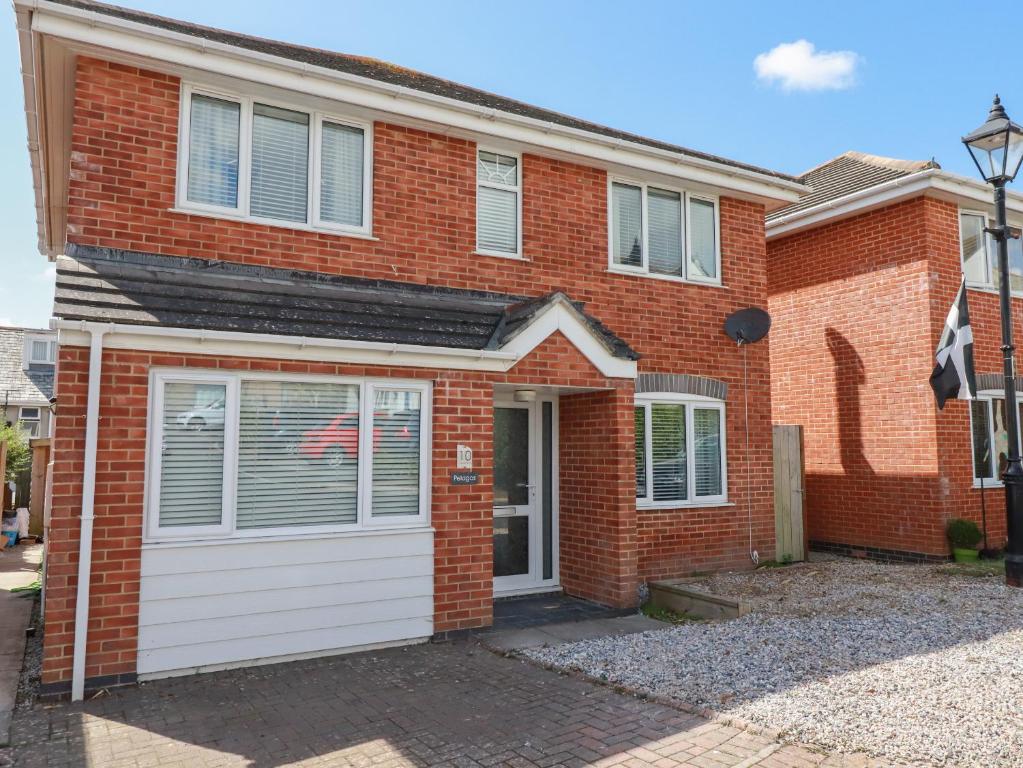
[1,641,877,767]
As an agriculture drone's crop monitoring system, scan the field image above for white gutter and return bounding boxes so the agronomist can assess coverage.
[70,326,105,702]
[20,1,805,204]
[766,168,1023,240]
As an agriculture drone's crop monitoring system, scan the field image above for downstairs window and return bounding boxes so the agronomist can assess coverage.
[634,395,726,507]
[147,371,430,540]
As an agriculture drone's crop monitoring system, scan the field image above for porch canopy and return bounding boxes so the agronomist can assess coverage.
[53,244,638,372]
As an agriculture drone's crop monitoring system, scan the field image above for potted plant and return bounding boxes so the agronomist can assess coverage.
[947,518,982,563]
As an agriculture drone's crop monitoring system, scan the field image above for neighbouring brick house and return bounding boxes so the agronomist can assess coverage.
[15,0,804,699]
[767,151,1023,562]
[0,327,56,439]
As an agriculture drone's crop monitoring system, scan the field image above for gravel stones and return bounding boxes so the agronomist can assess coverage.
[524,558,1023,767]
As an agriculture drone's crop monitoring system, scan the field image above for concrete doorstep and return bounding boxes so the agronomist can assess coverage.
[0,543,42,747]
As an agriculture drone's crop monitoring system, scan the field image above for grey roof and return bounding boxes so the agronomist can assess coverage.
[55,244,639,361]
[44,0,796,185]
[767,152,939,222]
[0,328,54,404]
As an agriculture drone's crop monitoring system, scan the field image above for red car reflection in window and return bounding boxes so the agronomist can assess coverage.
[297,412,415,466]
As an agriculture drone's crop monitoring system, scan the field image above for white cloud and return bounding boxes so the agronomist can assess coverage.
[754,40,860,91]
[34,265,57,282]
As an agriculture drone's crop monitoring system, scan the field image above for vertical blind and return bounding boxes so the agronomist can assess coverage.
[320,121,364,227]
[612,183,643,267]
[477,151,519,253]
[959,213,988,284]
[688,198,717,279]
[647,187,683,276]
[250,103,309,222]
[158,382,226,527]
[370,390,422,517]
[236,380,360,528]
[693,408,722,496]
[971,400,991,479]
[187,94,240,208]
[651,404,686,502]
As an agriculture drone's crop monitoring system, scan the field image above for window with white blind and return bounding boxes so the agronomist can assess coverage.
[477,149,521,257]
[146,372,430,540]
[610,179,720,284]
[18,407,41,438]
[969,392,1023,484]
[634,394,726,507]
[178,85,371,235]
[25,337,56,366]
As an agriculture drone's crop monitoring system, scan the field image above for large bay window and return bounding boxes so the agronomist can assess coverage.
[970,393,1023,483]
[610,180,720,284]
[147,371,429,540]
[635,394,727,507]
[178,85,372,235]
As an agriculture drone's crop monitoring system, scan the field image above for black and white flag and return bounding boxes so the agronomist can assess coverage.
[930,278,977,410]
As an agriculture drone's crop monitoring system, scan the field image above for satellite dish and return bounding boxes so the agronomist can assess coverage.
[724,307,771,345]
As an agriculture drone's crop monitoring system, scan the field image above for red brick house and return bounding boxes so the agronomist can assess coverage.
[767,151,1023,562]
[15,0,803,699]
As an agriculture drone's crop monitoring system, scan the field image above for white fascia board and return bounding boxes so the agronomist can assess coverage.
[53,314,638,379]
[25,4,804,207]
[54,320,519,372]
[766,169,1023,240]
[497,301,638,379]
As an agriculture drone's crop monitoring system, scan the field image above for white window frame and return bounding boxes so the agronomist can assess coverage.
[475,147,523,259]
[969,389,1023,486]
[176,83,374,238]
[959,207,1023,295]
[24,337,56,367]
[145,370,431,542]
[608,178,722,286]
[18,407,41,438]
[635,392,728,509]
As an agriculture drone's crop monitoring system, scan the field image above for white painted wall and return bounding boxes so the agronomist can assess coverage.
[137,529,434,677]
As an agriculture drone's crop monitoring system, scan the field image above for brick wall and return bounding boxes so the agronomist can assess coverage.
[767,196,1013,558]
[44,55,779,686]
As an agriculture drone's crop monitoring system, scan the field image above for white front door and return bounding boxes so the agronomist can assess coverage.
[493,398,558,594]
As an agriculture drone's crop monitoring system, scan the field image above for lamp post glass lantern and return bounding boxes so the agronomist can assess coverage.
[962,95,1023,587]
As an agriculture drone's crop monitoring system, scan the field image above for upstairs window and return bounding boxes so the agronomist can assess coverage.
[26,338,56,365]
[477,150,521,257]
[611,180,720,284]
[179,86,371,235]
[634,394,726,507]
[960,210,1023,293]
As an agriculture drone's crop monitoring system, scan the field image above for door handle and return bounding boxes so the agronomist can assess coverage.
[516,483,535,489]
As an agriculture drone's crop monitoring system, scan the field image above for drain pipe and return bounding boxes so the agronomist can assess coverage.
[71,326,106,702]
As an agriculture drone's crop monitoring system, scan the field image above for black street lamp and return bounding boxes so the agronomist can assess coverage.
[963,95,1023,587]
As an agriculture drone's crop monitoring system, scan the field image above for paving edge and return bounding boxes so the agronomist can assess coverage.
[486,640,860,760]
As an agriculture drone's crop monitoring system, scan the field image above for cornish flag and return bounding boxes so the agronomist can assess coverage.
[930,278,977,409]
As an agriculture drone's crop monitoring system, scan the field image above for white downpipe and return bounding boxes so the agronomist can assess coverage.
[70,327,105,702]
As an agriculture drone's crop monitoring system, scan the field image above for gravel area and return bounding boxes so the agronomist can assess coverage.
[524,557,1023,767]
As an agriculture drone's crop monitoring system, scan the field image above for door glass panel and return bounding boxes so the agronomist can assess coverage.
[541,402,553,581]
[493,516,529,576]
[494,407,530,506]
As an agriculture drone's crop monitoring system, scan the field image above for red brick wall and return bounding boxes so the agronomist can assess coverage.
[767,196,1012,558]
[44,334,634,685]
[45,55,779,686]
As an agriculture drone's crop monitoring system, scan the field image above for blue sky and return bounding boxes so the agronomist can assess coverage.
[1,0,1020,327]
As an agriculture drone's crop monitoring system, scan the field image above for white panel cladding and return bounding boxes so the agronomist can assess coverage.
[137,529,433,677]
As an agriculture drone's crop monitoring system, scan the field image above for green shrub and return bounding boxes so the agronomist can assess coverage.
[0,423,31,483]
[947,518,982,549]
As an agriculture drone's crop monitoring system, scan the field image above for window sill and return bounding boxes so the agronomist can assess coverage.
[607,267,723,288]
[474,249,526,261]
[143,523,434,548]
[169,207,380,241]
[965,282,1023,299]
[637,500,733,511]
[972,480,1003,489]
